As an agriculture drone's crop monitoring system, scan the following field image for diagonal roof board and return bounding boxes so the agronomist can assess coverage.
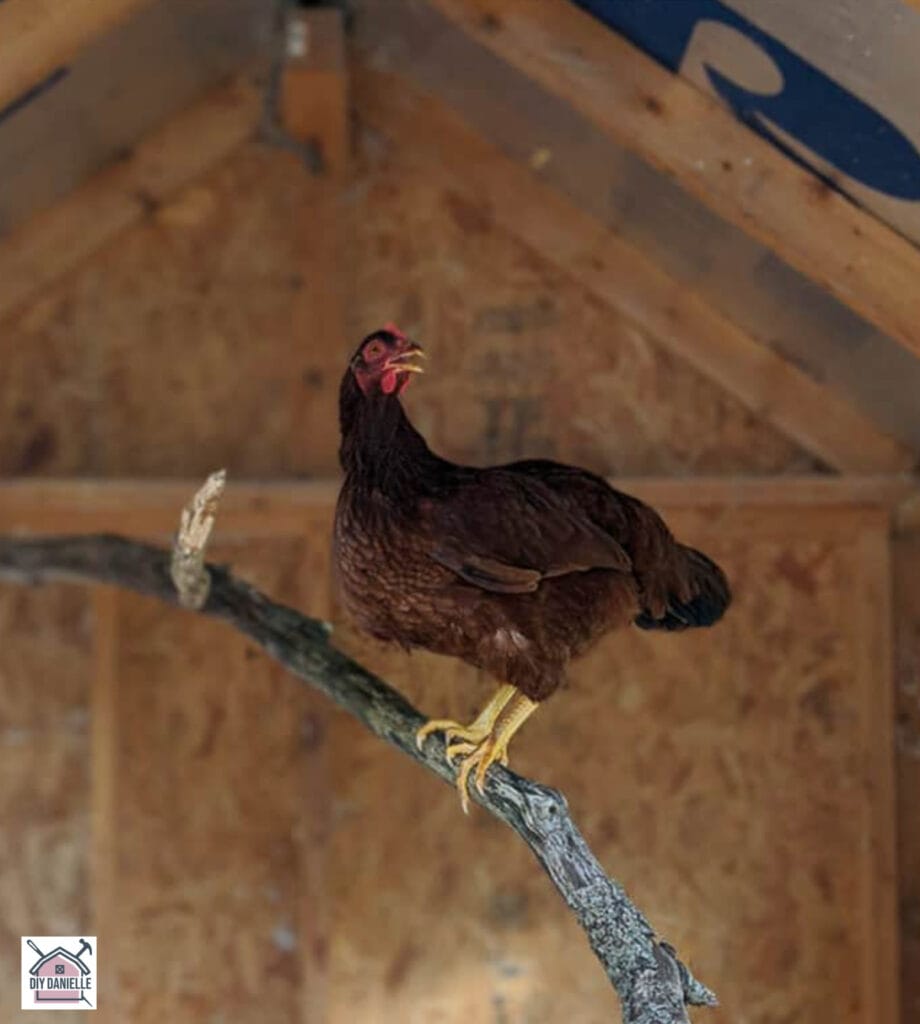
[0,0,271,237]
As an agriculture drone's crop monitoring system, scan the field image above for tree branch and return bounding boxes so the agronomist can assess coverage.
[0,523,716,1022]
[170,468,225,609]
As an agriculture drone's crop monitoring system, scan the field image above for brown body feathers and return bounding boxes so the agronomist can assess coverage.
[333,330,731,703]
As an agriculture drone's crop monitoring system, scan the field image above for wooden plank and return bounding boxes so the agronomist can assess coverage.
[281,8,349,175]
[662,504,891,545]
[0,579,94,1014]
[0,485,901,577]
[91,586,120,1024]
[0,75,261,327]
[853,528,899,1024]
[0,476,913,539]
[894,536,920,1022]
[356,0,920,453]
[355,67,914,474]
[574,0,920,249]
[294,515,335,1024]
[423,0,920,363]
[0,476,913,538]
[0,0,270,237]
[280,7,350,475]
[0,0,153,112]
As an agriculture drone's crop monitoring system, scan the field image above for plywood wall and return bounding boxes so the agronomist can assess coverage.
[329,504,896,1024]
[107,534,328,1024]
[0,492,897,1024]
[0,35,906,1023]
[0,583,94,1024]
[0,136,819,480]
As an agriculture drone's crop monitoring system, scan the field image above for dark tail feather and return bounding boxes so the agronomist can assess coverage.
[635,547,731,632]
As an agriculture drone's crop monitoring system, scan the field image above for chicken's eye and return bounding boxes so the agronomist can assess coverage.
[363,340,385,361]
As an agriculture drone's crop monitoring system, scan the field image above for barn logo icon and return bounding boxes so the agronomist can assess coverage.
[21,936,96,1010]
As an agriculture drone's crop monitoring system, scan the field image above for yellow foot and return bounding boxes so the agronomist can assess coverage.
[415,718,489,762]
[453,734,513,814]
[416,685,538,814]
[415,683,516,762]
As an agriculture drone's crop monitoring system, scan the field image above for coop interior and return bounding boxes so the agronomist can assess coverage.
[2,0,920,1022]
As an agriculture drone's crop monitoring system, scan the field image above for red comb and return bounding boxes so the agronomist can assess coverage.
[383,321,406,340]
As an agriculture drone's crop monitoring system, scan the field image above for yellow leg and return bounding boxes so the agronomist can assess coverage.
[416,685,538,813]
[415,683,516,761]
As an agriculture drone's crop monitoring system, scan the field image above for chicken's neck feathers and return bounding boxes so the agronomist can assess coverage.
[339,374,441,498]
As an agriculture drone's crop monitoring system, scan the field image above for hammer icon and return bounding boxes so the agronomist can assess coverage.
[73,939,94,1006]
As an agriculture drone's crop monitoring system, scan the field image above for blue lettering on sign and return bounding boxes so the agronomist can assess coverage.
[573,0,920,199]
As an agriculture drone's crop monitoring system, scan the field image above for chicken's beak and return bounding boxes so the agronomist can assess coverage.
[388,343,427,375]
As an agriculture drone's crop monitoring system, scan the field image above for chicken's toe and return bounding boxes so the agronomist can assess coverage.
[415,718,489,754]
[419,687,538,812]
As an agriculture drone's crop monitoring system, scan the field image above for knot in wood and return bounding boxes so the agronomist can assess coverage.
[509,779,568,841]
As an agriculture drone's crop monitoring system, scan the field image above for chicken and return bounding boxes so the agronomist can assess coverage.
[333,326,731,811]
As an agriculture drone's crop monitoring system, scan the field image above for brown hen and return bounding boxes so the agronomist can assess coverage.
[333,326,731,810]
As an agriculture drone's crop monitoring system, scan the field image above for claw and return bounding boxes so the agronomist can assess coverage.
[457,754,477,815]
[416,686,538,813]
[474,743,497,795]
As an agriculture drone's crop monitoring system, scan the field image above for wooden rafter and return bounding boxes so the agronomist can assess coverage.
[894,533,920,1022]
[0,477,913,539]
[0,76,260,328]
[281,7,351,476]
[0,0,154,113]
[423,0,920,363]
[356,0,920,455]
[356,68,914,474]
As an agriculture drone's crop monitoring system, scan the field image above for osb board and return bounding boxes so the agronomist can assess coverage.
[895,537,920,1023]
[0,143,348,478]
[102,526,332,1024]
[350,139,819,477]
[0,488,897,1024]
[0,584,94,1022]
[0,136,818,480]
[356,0,920,457]
[328,505,896,1024]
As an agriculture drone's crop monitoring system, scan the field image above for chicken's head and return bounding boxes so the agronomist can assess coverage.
[350,323,426,397]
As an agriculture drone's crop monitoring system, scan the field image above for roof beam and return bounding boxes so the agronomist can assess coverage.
[356,0,920,452]
[423,0,920,362]
[355,66,914,474]
[0,76,260,328]
[0,0,154,114]
[280,6,351,476]
[0,476,913,537]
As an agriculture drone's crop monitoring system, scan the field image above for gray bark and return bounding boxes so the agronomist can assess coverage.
[0,533,716,1023]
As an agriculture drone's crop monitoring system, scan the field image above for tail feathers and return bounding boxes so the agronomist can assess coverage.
[635,546,731,632]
